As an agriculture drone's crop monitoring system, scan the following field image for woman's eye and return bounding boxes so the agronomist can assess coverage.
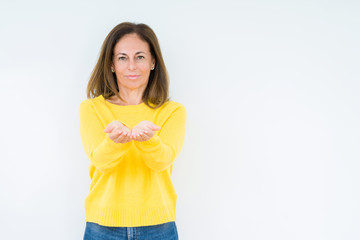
[137,56,145,60]
[119,57,126,61]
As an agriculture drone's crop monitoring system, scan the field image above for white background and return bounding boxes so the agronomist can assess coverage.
[0,0,359,239]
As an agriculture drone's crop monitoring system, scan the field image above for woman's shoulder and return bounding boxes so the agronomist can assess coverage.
[161,100,186,111]
[79,96,103,110]
[156,100,186,119]
[80,95,104,105]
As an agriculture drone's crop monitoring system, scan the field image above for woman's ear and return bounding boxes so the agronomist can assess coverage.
[111,63,115,72]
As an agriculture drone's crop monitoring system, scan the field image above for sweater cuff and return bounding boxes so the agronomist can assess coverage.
[134,134,161,149]
[102,135,132,151]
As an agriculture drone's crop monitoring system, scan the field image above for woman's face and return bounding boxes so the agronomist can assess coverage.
[112,33,155,92]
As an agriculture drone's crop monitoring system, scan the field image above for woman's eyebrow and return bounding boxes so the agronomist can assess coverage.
[116,51,146,56]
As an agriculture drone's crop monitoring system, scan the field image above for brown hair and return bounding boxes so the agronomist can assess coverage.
[86,22,169,109]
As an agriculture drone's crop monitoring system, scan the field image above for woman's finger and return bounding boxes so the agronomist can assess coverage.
[105,120,124,133]
[150,126,160,131]
[131,131,142,140]
[104,125,114,133]
[141,133,149,141]
[144,124,160,132]
[109,129,124,140]
[115,132,131,143]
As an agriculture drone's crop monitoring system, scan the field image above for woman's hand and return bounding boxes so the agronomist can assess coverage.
[104,121,132,144]
[131,120,160,142]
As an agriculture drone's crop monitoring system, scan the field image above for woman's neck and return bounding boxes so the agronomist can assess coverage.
[111,90,144,106]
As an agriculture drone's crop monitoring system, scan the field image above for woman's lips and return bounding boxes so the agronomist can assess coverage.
[126,75,139,79]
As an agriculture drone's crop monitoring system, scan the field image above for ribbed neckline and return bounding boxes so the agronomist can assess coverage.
[98,95,148,112]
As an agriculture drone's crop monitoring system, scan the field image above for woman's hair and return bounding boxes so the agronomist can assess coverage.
[86,22,169,109]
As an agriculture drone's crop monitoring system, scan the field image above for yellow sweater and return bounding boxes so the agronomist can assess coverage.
[78,95,186,227]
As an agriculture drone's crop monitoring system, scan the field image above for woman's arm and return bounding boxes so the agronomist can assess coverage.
[79,101,132,174]
[133,105,187,172]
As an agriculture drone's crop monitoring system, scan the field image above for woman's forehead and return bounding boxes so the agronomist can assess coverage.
[113,34,150,54]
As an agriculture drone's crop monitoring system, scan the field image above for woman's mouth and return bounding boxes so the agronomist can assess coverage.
[126,75,139,79]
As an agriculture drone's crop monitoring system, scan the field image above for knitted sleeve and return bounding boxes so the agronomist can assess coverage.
[79,100,132,174]
[133,104,187,172]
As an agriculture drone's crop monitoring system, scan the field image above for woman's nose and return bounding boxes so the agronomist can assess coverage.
[128,59,136,70]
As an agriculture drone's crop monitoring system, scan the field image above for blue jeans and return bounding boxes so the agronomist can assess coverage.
[83,221,178,240]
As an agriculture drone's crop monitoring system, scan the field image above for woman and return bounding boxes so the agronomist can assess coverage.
[79,22,186,240]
